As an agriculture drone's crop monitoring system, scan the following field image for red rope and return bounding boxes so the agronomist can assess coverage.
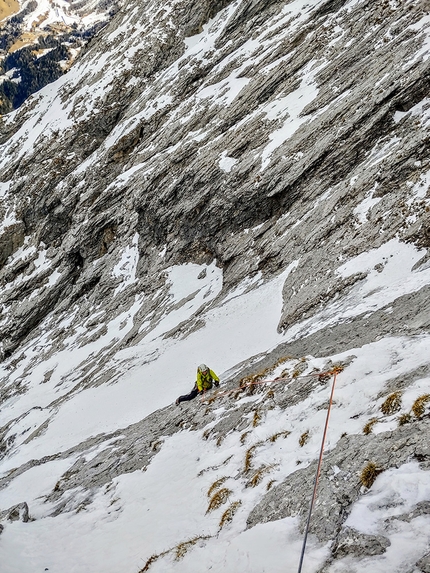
[198,365,341,571]
[200,368,339,402]
[297,370,339,573]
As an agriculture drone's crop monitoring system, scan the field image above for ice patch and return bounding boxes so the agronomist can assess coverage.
[219,152,238,173]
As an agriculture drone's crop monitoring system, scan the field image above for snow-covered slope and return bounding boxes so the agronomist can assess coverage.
[0,0,430,571]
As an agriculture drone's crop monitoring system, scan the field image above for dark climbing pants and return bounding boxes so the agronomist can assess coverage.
[177,387,199,403]
[177,382,214,403]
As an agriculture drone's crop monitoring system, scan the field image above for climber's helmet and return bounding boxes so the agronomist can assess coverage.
[199,364,209,373]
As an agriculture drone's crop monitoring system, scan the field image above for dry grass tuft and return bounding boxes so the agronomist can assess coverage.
[206,488,232,513]
[266,388,275,399]
[240,431,250,445]
[252,410,261,427]
[268,430,291,443]
[331,364,345,373]
[202,428,211,440]
[246,465,271,488]
[175,535,211,560]
[139,536,212,570]
[216,435,224,447]
[299,430,309,447]
[244,443,262,473]
[219,501,242,529]
[380,391,402,415]
[139,550,169,572]
[238,357,291,392]
[244,447,255,473]
[274,356,290,368]
[412,394,430,418]
[266,479,276,491]
[398,413,412,426]
[207,477,228,498]
[362,418,378,435]
[140,554,159,572]
[360,462,383,488]
[233,387,245,399]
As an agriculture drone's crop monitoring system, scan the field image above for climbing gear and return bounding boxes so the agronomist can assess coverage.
[199,369,338,402]
[297,368,340,573]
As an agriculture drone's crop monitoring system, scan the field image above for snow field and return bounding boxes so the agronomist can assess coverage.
[1,322,429,572]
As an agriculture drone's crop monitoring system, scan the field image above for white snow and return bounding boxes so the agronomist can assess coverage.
[353,183,382,224]
[2,327,429,573]
[112,233,140,295]
[284,238,430,344]
[260,61,322,170]
[218,152,238,173]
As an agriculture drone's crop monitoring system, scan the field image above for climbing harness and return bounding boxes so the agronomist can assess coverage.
[297,368,340,573]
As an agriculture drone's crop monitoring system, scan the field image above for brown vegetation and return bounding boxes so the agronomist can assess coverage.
[219,501,242,529]
[207,477,228,498]
[380,391,402,415]
[360,462,383,488]
[0,0,19,22]
[398,413,412,426]
[268,430,290,442]
[362,418,378,435]
[206,487,232,513]
[412,394,430,418]
[299,430,310,447]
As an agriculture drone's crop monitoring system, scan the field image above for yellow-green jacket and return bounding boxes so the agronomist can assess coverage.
[196,369,219,392]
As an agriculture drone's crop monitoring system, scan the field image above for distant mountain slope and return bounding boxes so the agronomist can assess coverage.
[0,0,120,112]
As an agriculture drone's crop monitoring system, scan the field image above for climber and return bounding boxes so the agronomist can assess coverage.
[175,364,220,404]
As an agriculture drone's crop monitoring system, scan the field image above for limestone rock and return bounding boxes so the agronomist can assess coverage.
[0,501,29,523]
[417,552,430,573]
[333,526,390,558]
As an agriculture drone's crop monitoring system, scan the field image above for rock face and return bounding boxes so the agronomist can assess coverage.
[0,0,429,361]
[0,501,29,522]
[246,418,430,539]
[334,527,391,558]
[417,552,430,573]
[0,0,429,571]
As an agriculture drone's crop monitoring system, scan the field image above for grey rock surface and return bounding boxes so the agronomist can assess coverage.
[0,501,29,523]
[333,526,391,558]
[417,552,430,573]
